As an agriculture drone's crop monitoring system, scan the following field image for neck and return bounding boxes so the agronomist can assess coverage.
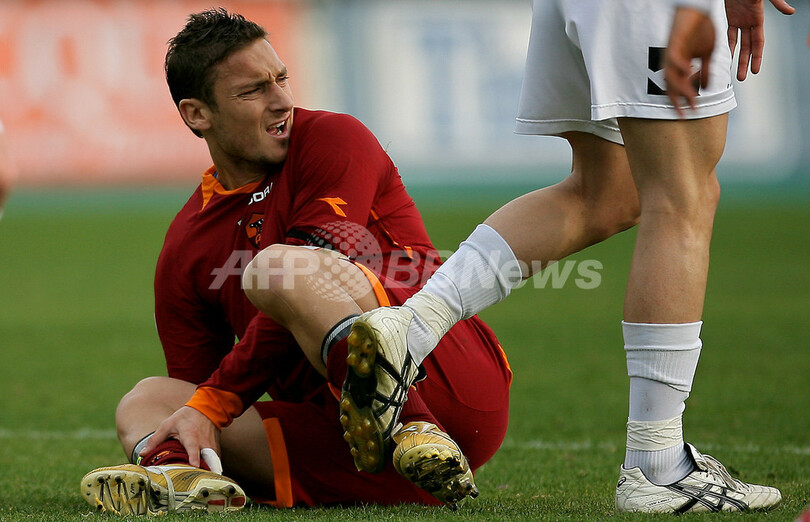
[212,166,265,190]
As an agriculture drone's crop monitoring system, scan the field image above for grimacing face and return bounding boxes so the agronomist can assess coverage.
[204,38,294,173]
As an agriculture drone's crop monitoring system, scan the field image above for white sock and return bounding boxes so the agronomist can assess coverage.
[625,417,693,485]
[622,321,703,485]
[403,224,523,365]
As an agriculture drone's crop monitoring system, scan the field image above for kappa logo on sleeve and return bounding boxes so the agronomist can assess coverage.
[318,197,348,217]
[647,46,702,96]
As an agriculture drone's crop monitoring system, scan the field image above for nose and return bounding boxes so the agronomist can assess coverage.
[268,83,293,113]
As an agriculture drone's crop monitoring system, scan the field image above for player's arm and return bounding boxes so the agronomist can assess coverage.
[283,113,389,248]
[185,316,303,428]
[155,250,235,383]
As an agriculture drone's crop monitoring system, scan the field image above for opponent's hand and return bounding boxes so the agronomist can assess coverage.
[140,406,221,469]
[665,6,716,116]
[726,0,795,81]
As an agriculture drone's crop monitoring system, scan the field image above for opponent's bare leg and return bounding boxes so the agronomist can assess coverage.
[371,131,640,372]
[487,131,639,272]
[616,115,725,486]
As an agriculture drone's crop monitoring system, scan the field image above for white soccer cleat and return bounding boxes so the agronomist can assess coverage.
[80,463,246,515]
[392,421,478,510]
[616,443,782,513]
[340,306,422,473]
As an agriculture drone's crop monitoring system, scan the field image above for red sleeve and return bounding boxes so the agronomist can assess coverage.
[155,241,234,385]
[194,312,326,427]
[284,113,391,245]
[189,114,396,425]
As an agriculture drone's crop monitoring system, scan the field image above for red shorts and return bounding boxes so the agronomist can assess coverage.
[252,262,512,507]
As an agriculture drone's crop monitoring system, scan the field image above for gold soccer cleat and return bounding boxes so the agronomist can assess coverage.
[80,463,246,515]
[392,421,478,510]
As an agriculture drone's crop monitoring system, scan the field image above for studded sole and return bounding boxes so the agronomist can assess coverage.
[80,466,246,515]
[341,322,387,473]
[396,446,479,510]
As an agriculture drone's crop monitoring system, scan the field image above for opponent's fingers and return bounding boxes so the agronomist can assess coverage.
[749,26,765,75]
[727,25,738,53]
[736,28,752,81]
[700,53,711,89]
[769,0,795,15]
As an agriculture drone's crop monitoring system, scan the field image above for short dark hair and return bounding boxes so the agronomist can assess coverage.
[165,8,267,137]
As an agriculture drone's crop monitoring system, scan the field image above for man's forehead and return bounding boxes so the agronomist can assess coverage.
[216,39,286,81]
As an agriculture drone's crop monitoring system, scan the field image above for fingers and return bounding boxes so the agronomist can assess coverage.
[137,407,218,469]
[140,422,171,456]
[749,26,765,75]
[700,53,711,89]
[727,26,738,54]
[769,0,795,15]
[665,55,696,117]
[736,27,752,81]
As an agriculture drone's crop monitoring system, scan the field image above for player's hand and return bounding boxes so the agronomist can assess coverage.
[665,6,715,116]
[140,406,221,469]
[726,0,795,81]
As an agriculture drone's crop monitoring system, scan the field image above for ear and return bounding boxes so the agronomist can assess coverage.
[178,98,213,134]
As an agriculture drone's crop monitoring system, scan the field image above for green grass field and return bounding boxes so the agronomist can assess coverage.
[0,186,808,521]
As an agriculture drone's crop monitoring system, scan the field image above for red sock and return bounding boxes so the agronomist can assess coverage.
[138,439,210,470]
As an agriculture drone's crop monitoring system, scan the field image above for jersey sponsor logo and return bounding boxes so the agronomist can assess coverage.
[647,46,701,96]
[248,184,272,206]
[245,213,264,249]
[317,197,348,217]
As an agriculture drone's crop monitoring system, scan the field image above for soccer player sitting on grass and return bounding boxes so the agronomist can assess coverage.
[79,9,510,515]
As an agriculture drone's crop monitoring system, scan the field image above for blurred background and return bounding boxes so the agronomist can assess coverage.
[0,0,808,189]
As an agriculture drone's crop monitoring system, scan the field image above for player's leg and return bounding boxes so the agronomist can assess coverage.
[115,377,274,494]
[614,114,780,513]
[618,114,725,486]
[81,377,269,514]
[243,246,475,507]
[585,0,781,511]
[338,0,640,443]
[242,245,378,376]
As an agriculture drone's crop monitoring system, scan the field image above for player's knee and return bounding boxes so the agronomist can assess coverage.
[115,377,166,439]
[579,185,640,243]
[117,377,167,415]
[595,195,640,241]
[244,244,315,308]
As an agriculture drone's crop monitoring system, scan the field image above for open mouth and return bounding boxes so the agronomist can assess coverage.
[268,120,288,137]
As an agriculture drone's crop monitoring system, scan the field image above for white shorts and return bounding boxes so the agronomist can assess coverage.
[515,0,736,144]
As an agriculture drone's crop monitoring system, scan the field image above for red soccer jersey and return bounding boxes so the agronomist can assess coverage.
[155,108,441,414]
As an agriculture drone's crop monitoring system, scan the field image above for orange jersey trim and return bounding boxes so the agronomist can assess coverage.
[369,209,414,260]
[352,261,391,307]
[262,418,294,508]
[496,343,513,387]
[184,386,244,430]
[200,166,264,211]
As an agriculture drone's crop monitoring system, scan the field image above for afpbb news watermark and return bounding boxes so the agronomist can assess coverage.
[211,221,603,292]
[212,248,602,291]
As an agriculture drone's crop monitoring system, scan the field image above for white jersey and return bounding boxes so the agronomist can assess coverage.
[515,0,735,144]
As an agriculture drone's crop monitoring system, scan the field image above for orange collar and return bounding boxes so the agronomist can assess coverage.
[200,166,264,210]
